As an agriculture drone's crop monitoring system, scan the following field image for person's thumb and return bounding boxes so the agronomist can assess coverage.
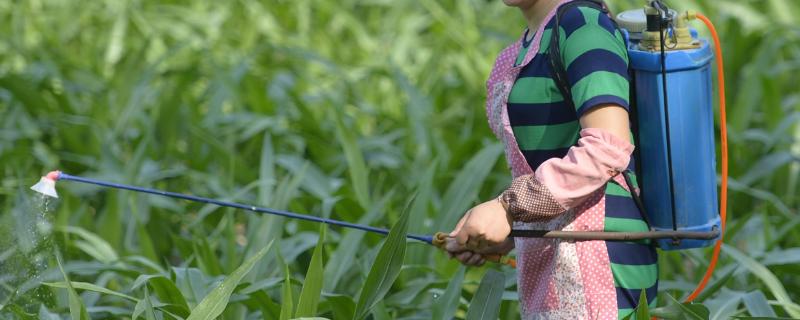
[449,210,470,238]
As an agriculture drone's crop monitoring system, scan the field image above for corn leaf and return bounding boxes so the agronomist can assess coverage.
[295,226,326,318]
[186,241,274,320]
[465,269,505,320]
[353,196,413,320]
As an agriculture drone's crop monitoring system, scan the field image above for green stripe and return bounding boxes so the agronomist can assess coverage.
[538,28,553,54]
[604,217,649,232]
[512,121,580,150]
[561,19,628,68]
[570,71,629,108]
[606,182,631,197]
[611,263,658,289]
[515,45,529,66]
[507,77,563,104]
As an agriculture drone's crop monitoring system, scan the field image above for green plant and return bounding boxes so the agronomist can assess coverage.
[0,0,797,319]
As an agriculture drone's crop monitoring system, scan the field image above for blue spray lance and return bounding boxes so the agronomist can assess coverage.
[30,170,516,268]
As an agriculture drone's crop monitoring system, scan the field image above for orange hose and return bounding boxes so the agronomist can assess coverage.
[684,13,728,303]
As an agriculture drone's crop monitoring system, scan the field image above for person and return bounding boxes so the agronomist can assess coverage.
[444,0,658,319]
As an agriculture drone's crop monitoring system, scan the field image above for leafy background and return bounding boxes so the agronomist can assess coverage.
[0,0,798,319]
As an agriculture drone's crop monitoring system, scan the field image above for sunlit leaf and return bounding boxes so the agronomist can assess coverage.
[186,241,274,320]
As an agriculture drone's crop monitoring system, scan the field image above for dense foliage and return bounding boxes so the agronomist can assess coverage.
[1,0,798,319]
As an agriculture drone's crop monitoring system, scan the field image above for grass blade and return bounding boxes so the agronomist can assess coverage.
[132,286,157,320]
[279,259,294,320]
[352,195,413,320]
[432,265,465,320]
[742,291,777,317]
[58,226,119,264]
[55,252,89,320]
[295,226,326,318]
[325,294,356,320]
[436,143,503,232]
[722,244,800,318]
[635,289,651,320]
[186,240,274,320]
[333,111,371,209]
[465,269,505,320]
[43,282,137,302]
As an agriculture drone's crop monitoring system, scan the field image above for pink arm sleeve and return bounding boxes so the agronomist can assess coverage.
[500,128,634,222]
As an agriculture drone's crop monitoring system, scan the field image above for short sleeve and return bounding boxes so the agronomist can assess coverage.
[558,6,630,117]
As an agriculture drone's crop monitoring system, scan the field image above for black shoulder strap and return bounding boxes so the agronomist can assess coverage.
[547,0,610,111]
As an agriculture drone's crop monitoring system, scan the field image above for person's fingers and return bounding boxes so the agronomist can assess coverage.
[456,251,473,264]
[445,237,465,252]
[466,253,484,266]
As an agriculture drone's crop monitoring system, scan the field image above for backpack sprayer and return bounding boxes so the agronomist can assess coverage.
[29,0,727,301]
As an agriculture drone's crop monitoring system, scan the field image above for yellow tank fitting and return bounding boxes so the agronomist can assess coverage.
[639,8,700,51]
[672,12,700,49]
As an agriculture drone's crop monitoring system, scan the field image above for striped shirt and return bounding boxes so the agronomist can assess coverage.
[507,5,658,319]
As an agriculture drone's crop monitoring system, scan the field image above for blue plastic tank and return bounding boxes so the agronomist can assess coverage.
[624,30,721,250]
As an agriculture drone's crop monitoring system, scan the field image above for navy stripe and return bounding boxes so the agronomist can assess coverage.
[605,195,642,220]
[522,29,534,47]
[576,95,630,117]
[507,101,576,126]
[606,241,658,265]
[616,284,658,310]
[559,7,586,38]
[566,49,628,86]
[597,11,618,35]
[517,54,553,78]
[521,147,571,170]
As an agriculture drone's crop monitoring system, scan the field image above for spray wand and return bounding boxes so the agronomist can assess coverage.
[30,171,517,268]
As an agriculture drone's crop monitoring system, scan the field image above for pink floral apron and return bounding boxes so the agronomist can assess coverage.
[485,1,622,318]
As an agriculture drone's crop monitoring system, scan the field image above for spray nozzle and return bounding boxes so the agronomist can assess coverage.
[31,171,61,198]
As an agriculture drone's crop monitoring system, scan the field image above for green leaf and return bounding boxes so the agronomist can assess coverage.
[324,294,356,320]
[465,269,505,320]
[333,111,371,209]
[695,266,738,302]
[722,244,800,318]
[192,236,224,276]
[43,282,138,302]
[132,286,157,320]
[437,143,503,231]
[58,226,119,264]
[635,289,651,320]
[742,291,777,317]
[323,192,392,292]
[186,240,274,320]
[352,195,413,320]
[55,252,89,320]
[295,226,326,318]
[432,265,465,320]
[279,256,294,320]
[651,293,709,320]
[130,275,190,317]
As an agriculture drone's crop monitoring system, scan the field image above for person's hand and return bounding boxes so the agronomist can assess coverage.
[449,198,513,253]
[445,237,514,266]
